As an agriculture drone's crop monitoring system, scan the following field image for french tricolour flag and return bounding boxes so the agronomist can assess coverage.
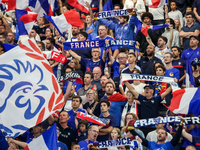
[23,123,58,150]
[167,88,200,116]
[44,9,84,36]
[67,0,91,13]
[7,0,34,11]
[16,9,38,36]
[146,0,168,8]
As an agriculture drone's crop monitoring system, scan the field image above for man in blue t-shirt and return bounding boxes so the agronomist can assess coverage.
[68,47,106,73]
[68,96,87,131]
[78,125,99,150]
[171,46,186,86]
[127,119,183,150]
[97,100,116,142]
[95,25,119,59]
[181,36,200,63]
[164,52,180,82]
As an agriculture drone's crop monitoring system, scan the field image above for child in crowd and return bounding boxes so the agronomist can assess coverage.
[108,128,122,150]
[77,119,89,142]
[168,0,183,27]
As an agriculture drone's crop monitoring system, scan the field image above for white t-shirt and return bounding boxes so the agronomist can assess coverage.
[155,47,171,61]
[125,82,146,94]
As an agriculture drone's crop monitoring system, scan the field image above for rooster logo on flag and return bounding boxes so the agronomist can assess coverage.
[0,39,64,138]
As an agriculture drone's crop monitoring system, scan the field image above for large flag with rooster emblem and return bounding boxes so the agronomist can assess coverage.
[0,38,64,138]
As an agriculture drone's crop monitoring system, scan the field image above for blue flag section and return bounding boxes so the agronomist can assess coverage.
[102,0,113,11]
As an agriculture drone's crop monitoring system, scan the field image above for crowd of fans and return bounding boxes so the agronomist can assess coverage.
[1,0,200,150]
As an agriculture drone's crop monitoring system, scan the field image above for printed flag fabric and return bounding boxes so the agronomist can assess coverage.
[16,9,38,36]
[67,0,91,13]
[0,38,64,138]
[23,123,58,150]
[146,0,168,8]
[44,9,84,36]
[167,88,200,116]
[102,0,113,11]
[141,24,169,37]
[7,0,32,11]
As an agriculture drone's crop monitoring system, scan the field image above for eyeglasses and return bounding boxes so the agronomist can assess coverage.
[92,51,100,53]
[98,29,106,31]
[118,57,126,60]
[87,93,94,95]
[91,130,99,134]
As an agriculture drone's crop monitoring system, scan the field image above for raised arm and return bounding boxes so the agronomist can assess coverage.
[124,81,139,99]
[182,131,193,143]
[0,12,12,33]
[68,50,81,61]
[170,118,183,146]
[63,80,73,103]
[161,86,171,99]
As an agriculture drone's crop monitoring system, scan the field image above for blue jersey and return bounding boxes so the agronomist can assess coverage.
[172,59,186,79]
[181,47,200,63]
[68,108,87,131]
[78,140,98,150]
[165,67,180,80]
[95,36,118,58]
[148,141,173,150]
[86,23,97,40]
[80,57,105,73]
[58,141,68,150]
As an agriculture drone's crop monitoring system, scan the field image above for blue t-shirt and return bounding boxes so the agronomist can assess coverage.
[95,36,118,59]
[165,67,180,80]
[77,131,88,142]
[58,141,68,150]
[68,108,87,131]
[78,140,98,150]
[86,23,97,40]
[148,141,173,150]
[80,57,105,73]
[100,95,126,127]
[181,47,200,63]
[0,131,9,150]
[97,115,116,142]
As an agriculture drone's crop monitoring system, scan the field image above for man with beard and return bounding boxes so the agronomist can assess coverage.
[78,125,99,150]
[181,36,200,63]
[164,52,180,82]
[127,119,183,150]
[139,45,161,75]
[45,37,58,51]
[95,25,119,59]
[67,27,80,42]
[172,46,186,86]
[155,36,171,62]
[7,32,17,45]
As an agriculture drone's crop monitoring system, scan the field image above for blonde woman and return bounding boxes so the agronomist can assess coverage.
[83,89,100,117]
[174,19,182,31]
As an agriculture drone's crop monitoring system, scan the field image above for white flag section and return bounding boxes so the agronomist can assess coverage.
[0,39,64,138]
